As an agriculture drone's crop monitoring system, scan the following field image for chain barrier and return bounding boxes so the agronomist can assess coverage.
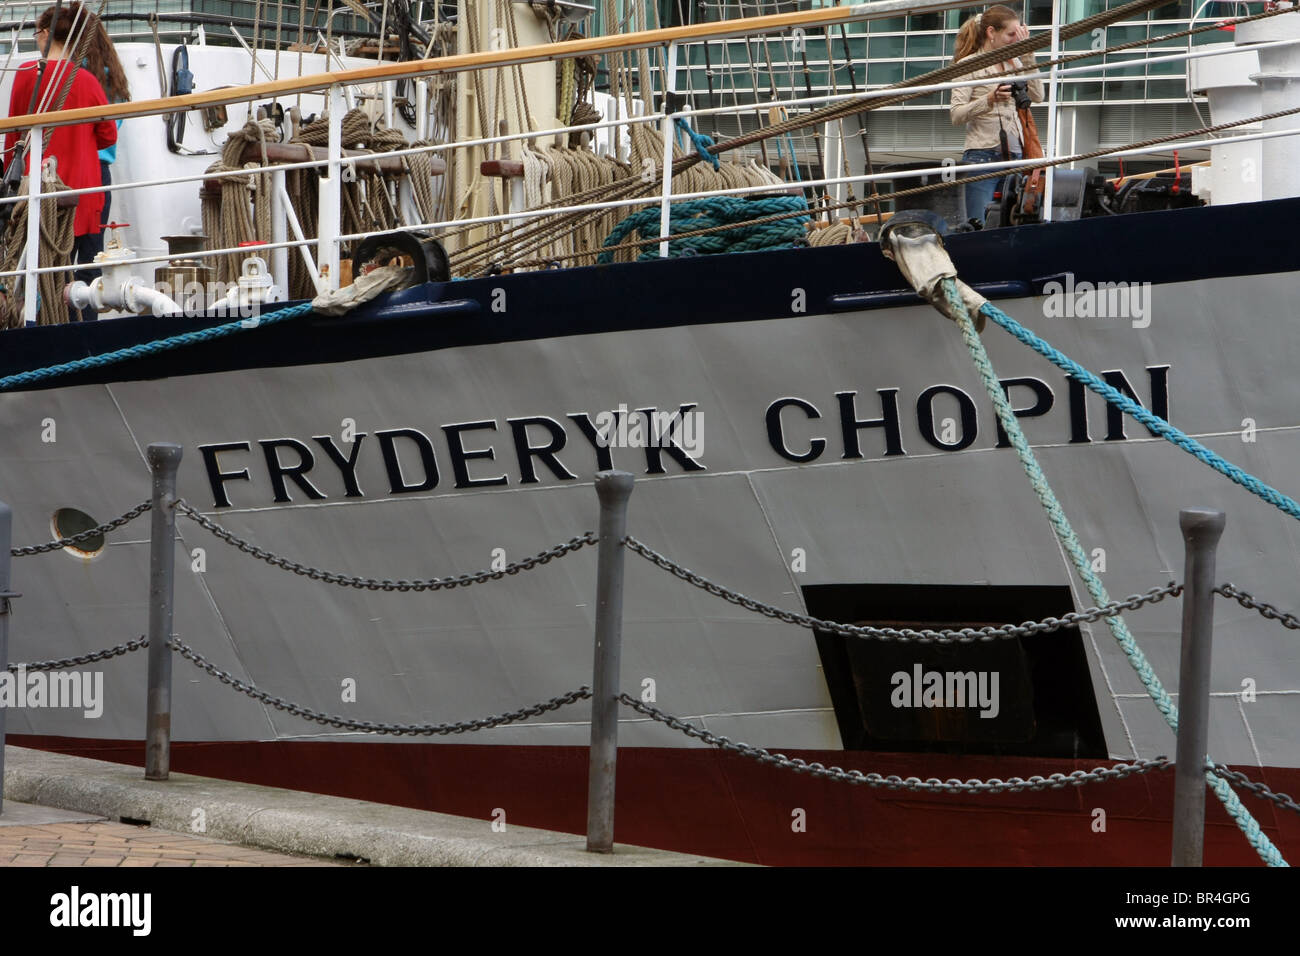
[619,694,1169,791]
[623,535,1180,643]
[1210,763,1300,818]
[1215,584,1300,632]
[9,501,152,557]
[175,500,597,591]
[166,635,590,735]
[5,636,149,672]
[10,500,1299,827]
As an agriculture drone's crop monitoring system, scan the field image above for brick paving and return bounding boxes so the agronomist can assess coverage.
[0,821,343,867]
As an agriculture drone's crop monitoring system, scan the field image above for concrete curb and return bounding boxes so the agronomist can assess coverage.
[3,746,743,866]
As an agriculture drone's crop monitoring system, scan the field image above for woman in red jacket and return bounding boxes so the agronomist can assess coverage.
[4,2,117,321]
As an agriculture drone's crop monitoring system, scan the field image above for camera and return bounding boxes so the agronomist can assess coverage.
[1007,80,1032,110]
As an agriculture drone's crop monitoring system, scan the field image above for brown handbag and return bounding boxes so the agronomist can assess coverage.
[1019,106,1046,215]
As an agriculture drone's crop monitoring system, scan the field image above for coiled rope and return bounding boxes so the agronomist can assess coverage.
[939,278,1286,867]
[201,119,277,288]
[597,195,809,263]
[201,111,438,301]
[0,166,76,327]
[444,0,1208,274]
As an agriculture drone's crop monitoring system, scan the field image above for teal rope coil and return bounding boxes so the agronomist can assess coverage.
[979,300,1300,522]
[598,195,810,264]
[941,279,1286,867]
[0,301,315,391]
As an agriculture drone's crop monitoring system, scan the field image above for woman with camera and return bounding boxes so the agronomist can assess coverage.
[948,5,1043,224]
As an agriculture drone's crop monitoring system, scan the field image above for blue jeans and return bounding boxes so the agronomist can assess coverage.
[71,231,105,322]
[69,162,112,322]
[962,148,1020,224]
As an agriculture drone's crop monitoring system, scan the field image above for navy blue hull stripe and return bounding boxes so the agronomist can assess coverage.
[2,196,1296,392]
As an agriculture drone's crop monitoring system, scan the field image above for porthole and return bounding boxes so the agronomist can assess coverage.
[51,508,106,559]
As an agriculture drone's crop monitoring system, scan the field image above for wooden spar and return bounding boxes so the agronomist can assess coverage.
[198,142,447,196]
[0,0,973,134]
[238,141,445,174]
[481,160,525,179]
[1107,160,1209,183]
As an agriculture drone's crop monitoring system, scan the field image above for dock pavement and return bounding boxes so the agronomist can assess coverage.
[2,745,740,867]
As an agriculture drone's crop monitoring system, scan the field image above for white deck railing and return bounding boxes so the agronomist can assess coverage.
[0,2,1295,316]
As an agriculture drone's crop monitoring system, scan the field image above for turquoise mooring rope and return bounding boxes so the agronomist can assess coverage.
[0,301,315,391]
[979,300,1300,522]
[674,117,720,170]
[941,279,1286,867]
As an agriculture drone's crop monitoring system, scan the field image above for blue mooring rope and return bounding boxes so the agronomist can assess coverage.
[674,117,720,170]
[979,300,1300,523]
[0,301,315,391]
[942,280,1287,867]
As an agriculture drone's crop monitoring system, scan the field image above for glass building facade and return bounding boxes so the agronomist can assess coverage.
[68,0,369,44]
[589,0,1248,179]
[657,1,1238,104]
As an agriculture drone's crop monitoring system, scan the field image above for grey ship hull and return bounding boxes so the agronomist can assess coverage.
[2,199,1299,863]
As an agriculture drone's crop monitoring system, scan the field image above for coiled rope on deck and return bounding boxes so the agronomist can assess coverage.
[0,169,77,328]
[597,195,810,263]
[938,278,1287,867]
[447,0,1240,275]
[201,111,439,301]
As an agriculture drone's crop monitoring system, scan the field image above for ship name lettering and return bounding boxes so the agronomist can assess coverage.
[196,404,704,509]
[766,365,1170,463]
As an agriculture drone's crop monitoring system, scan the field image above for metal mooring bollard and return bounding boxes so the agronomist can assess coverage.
[1171,506,1225,867]
[586,470,634,853]
[0,500,13,815]
[145,443,183,781]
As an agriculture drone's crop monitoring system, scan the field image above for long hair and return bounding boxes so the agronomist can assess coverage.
[36,1,85,43]
[81,14,130,102]
[953,5,1019,62]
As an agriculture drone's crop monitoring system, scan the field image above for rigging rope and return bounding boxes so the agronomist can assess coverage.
[443,1,1296,274]
[500,98,1300,270]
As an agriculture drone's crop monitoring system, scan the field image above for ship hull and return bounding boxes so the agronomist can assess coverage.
[3,198,1300,864]
[12,734,1300,865]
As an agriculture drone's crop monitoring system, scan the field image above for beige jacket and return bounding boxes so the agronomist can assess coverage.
[948,55,1044,153]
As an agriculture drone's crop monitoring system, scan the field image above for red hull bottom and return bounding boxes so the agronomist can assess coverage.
[11,735,1299,865]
